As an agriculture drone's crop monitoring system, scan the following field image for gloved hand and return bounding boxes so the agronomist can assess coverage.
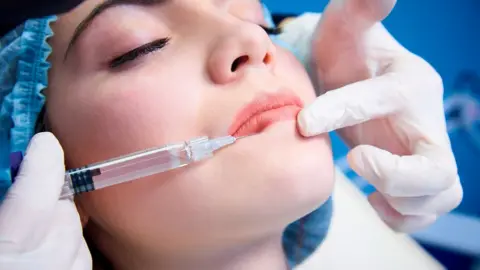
[295,0,463,232]
[0,133,92,269]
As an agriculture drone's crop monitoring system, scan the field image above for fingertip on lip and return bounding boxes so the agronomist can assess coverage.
[296,109,313,137]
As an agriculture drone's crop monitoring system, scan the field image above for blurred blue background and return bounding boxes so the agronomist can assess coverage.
[263,0,480,269]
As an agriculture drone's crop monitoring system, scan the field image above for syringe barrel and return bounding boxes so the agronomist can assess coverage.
[59,137,215,198]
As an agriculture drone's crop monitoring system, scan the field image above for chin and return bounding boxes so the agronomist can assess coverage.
[215,120,335,229]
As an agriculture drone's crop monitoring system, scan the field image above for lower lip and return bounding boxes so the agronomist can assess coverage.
[230,105,302,137]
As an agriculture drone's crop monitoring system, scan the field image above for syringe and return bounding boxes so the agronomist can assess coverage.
[59,135,240,199]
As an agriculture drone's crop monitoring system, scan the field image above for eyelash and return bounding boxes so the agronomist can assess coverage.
[109,37,171,68]
[260,25,283,35]
[108,26,282,69]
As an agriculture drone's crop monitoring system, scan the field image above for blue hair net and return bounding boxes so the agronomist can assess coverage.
[0,16,56,200]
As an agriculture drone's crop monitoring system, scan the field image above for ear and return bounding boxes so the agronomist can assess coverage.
[75,198,90,227]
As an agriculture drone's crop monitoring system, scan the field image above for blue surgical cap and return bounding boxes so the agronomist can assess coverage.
[0,16,56,200]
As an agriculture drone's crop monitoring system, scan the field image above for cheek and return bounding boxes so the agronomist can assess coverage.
[50,74,202,167]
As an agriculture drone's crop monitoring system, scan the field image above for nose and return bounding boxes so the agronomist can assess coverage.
[208,24,277,84]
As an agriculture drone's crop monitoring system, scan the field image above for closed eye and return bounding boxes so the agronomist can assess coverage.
[109,37,171,69]
[260,25,282,35]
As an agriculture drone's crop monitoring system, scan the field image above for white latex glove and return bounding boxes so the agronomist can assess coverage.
[0,133,92,270]
[281,0,463,232]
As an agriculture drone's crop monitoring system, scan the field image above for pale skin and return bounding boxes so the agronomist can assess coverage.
[45,0,335,269]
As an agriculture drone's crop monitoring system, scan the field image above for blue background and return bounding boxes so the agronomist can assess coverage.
[263,0,480,268]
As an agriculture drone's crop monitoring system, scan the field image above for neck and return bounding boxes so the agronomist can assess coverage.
[91,227,289,270]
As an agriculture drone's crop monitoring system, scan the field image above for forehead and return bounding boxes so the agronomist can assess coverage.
[49,0,104,58]
[53,0,264,31]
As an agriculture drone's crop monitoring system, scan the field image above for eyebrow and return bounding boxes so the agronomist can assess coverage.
[64,0,165,61]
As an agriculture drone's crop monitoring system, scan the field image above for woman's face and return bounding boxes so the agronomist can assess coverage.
[47,0,334,259]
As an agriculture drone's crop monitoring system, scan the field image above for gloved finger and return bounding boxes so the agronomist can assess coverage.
[312,0,397,91]
[0,133,65,250]
[297,73,407,136]
[3,201,86,267]
[384,178,463,216]
[27,198,82,253]
[347,145,457,197]
[325,0,396,28]
[368,191,437,233]
[38,200,86,268]
[71,240,92,270]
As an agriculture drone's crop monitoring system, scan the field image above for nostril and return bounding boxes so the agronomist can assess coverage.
[263,53,272,65]
[231,55,249,72]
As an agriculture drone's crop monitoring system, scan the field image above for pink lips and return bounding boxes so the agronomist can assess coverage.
[228,91,304,137]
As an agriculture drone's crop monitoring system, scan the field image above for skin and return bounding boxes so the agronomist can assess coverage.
[46,0,335,269]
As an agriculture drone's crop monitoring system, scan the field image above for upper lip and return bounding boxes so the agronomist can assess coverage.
[228,91,304,136]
